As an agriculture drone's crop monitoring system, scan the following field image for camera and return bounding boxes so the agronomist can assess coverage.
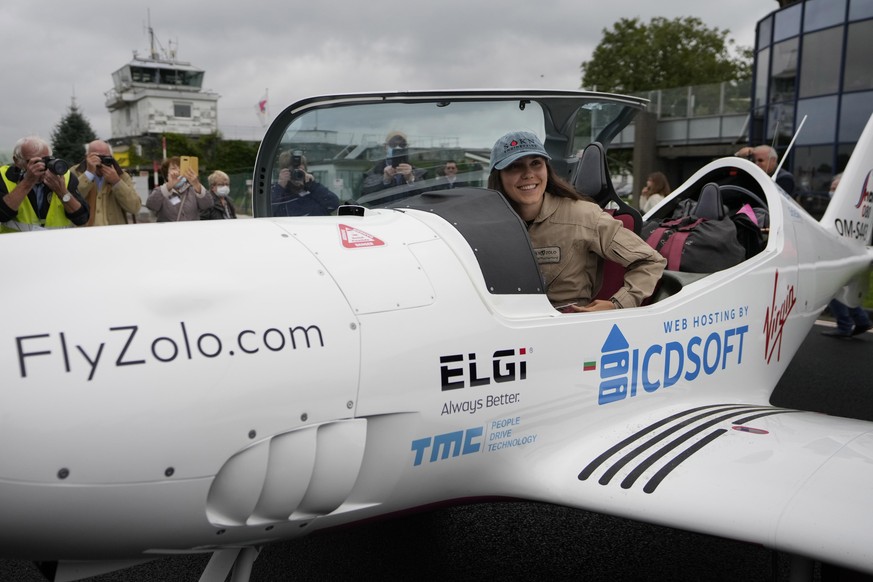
[99,155,115,166]
[387,147,408,167]
[41,156,70,175]
[290,150,306,181]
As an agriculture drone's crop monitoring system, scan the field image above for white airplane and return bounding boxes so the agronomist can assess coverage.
[1,90,872,581]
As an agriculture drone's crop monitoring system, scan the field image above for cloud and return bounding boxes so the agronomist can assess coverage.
[0,0,764,153]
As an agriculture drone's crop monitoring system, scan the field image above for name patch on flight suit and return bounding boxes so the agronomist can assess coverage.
[535,247,561,264]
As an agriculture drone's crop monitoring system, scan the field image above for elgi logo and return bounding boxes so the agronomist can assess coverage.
[439,348,528,391]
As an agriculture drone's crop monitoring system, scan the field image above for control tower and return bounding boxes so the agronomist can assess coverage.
[104,25,219,138]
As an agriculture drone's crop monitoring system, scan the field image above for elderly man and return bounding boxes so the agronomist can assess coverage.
[73,140,141,226]
[735,144,796,197]
[433,160,471,190]
[0,136,89,232]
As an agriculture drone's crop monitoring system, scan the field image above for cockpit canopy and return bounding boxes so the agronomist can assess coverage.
[252,90,646,216]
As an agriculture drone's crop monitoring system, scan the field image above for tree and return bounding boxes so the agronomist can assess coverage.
[51,102,98,163]
[146,132,259,176]
[581,17,752,93]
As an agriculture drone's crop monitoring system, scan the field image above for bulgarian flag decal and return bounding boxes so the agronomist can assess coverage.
[583,361,596,372]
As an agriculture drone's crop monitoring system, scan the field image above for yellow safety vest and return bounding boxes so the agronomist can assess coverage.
[0,165,73,233]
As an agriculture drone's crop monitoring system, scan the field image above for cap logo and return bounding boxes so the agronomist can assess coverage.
[502,136,539,154]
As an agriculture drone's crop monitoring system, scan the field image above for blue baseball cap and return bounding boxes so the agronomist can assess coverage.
[490,131,551,172]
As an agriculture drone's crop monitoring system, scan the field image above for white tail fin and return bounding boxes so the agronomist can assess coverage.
[821,113,873,246]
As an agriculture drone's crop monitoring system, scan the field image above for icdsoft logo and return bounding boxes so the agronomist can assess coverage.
[596,323,748,405]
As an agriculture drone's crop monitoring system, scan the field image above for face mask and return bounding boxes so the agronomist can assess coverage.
[215,185,230,197]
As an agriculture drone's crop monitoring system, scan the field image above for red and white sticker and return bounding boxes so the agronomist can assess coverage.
[339,224,385,248]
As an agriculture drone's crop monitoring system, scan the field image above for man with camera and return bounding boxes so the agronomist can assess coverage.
[73,140,142,226]
[735,145,796,197]
[0,136,89,233]
[270,150,340,216]
[360,131,427,199]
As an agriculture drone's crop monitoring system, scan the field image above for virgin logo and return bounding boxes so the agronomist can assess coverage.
[854,170,872,209]
[763,270,796,364]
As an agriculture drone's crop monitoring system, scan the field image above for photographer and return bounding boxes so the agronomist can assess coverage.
[360,131,427,197]
[270,150,340,217]
[735,145,796,198]
[0,136,89,233]
[73,140,142,226]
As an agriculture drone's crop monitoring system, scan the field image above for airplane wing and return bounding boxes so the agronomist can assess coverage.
[522,401,873,574]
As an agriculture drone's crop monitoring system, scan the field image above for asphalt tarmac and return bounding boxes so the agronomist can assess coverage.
[3,321,872,582]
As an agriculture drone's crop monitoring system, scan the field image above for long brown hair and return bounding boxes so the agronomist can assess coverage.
[647,171,672,196]
[487,157,590,205]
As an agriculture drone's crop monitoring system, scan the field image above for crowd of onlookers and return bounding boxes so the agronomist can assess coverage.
[0,136,239,231]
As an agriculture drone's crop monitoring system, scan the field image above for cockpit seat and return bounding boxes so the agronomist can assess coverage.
[694,182,725,220]
[571,142,643,301]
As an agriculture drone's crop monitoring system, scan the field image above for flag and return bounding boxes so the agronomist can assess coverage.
[256,90,269,127]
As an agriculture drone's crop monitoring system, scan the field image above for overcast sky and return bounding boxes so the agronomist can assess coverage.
[0,0,773,153]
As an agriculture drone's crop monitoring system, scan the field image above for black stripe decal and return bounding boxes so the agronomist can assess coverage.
[733,409,800,425]
[579,405,798,494]
[578,404,740,481]
[596,406,769,485]
[643,429,726,493]
[619,408,771,489]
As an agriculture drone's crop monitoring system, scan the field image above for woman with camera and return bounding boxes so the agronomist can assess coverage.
[270,150,340,217]
[146,156,213,222]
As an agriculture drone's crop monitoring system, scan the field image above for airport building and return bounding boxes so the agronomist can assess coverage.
[751,0,873,194]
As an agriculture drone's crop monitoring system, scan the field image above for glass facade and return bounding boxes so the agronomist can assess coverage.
[844,19,873,91]
[798,27,842,97]
[849,0,873,19]
[773,3,802,41]
[751,0,873,198]
[803,0,846,31]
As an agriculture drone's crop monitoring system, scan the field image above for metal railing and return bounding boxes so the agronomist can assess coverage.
[613,79,752,146]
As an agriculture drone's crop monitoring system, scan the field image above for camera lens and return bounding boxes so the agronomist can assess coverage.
[43,157,70,175]
[291,169,306,181]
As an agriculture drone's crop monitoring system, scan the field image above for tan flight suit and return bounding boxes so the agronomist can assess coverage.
[528,192,666,309]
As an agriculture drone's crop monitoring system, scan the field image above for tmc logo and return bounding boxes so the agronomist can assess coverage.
[410,427,483,466]
[598,324,748,405]
[439,348,527,390]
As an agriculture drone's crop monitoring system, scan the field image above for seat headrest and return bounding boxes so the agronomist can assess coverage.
[695,182,725,220]
[573,142,607,201]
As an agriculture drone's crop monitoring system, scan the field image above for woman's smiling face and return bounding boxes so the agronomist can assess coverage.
[499,155,549,220]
